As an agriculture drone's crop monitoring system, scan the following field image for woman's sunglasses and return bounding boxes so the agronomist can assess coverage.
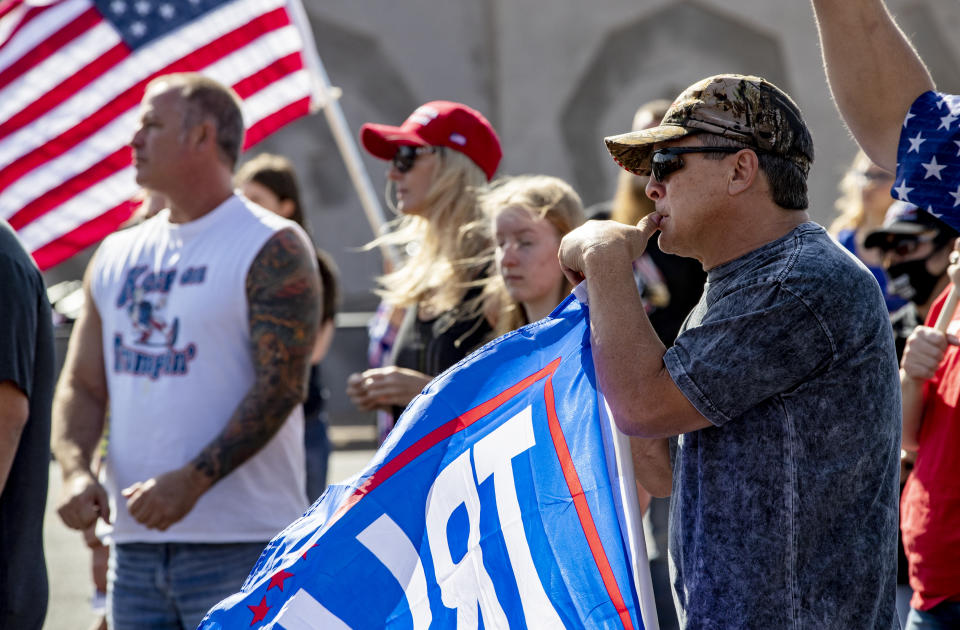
[650,146,743,182]
[392,145,441,173]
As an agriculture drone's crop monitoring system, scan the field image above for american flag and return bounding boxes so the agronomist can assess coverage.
[0,0,324,269]
[895,90,960,231]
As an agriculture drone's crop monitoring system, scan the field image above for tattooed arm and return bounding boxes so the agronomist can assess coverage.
[123,228,321,530]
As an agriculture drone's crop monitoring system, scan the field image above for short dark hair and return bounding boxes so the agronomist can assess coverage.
[147,73,245,169]
[315,248,340,324]
[235,153,306,228]
[698,133,809,210]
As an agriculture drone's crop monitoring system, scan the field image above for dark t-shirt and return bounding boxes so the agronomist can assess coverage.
[0,220,55,630]
[646,233,706,346]
[664,223,901,629]
[390,287,492,422]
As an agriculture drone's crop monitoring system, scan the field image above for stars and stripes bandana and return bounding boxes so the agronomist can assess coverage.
[895,91,960,231]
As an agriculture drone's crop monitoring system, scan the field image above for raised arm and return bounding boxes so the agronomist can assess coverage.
[123,228,321,530]
[810,0,935,171]
[52,257,112,529]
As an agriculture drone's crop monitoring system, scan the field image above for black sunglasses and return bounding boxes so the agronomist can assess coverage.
[881,233,936,257]
[392,145,441,173]
[650,146,743,182]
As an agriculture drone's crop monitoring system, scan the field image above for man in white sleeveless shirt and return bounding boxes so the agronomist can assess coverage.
[51,73,321,630]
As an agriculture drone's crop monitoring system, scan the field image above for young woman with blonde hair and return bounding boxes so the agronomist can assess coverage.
[483,174,586,336]
[829,149,902,311]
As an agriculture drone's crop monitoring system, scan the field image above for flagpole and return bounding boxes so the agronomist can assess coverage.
[286,0,398,267]
[605,402,662,630]
[935,286,959,333]
[574,283,661,630]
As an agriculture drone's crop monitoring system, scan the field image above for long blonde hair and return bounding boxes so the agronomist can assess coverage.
[481,174,586,335]
[370,149,492,318]
[610,99,670,225]
[829,150,893,235]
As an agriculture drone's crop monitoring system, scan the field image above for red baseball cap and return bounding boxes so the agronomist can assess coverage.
[360,101,502,181]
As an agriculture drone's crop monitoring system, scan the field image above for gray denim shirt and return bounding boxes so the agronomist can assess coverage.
[663,223,900,629]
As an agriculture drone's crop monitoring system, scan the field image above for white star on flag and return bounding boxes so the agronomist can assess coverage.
[894,181,915,201]
[895,92,960,232]
[949,185,960,208]
[904,111,916,128]
[922,156,947,180]
[908,132,926,153]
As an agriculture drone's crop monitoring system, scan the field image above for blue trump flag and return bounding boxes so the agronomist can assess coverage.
[199,293,653,629]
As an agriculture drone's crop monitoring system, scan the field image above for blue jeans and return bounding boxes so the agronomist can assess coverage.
[304,412,330,503]
[905,601,960,630]
[107,541,265,630]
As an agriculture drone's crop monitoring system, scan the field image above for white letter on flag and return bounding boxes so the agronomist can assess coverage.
[426,450,508,629]
[356,514,432,629]
[474,406,564,628]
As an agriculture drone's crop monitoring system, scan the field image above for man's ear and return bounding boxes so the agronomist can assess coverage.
[728,149,759,196]
[190,119,218,154]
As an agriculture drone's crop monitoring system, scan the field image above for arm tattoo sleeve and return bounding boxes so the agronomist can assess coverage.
[192,228,321,485]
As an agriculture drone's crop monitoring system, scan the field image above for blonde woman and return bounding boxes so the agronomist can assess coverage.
[483,175,586,336]
[829,150,901,311]
[346,101,502,433]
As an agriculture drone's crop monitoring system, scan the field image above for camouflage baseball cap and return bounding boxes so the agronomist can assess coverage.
[604,74,814,177]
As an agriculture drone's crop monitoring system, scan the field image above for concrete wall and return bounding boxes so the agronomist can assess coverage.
[43,0,960,433]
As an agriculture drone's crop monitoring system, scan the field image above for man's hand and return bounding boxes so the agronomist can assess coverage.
[558,214,661,285]
[58,469,110,530]
[122,466,209,531]
[347,367,432,411]
[901,326,958,382]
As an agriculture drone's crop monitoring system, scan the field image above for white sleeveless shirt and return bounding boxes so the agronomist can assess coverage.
[91,195,309,544]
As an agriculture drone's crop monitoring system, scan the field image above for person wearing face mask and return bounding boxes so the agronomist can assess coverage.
[862,201,958,626]
[864,202,958,358]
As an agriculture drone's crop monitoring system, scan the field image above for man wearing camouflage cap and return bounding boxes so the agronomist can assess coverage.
[560,74,900,628]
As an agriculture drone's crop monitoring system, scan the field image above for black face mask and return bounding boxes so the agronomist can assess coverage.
[887,259,942,305]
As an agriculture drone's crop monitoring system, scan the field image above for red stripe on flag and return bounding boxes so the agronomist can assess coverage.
[0,6,102,90]
[1,4,52,52]
[0,0,23,21]
[7,146,131,230]
[6,61,305,230]
[543,376,635,630]
[232,51,303,98]
[332,358,564,522]
[0,40,128,141]
[244,97,310,148]
[31,199,136,270]
[0,6,292,192]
